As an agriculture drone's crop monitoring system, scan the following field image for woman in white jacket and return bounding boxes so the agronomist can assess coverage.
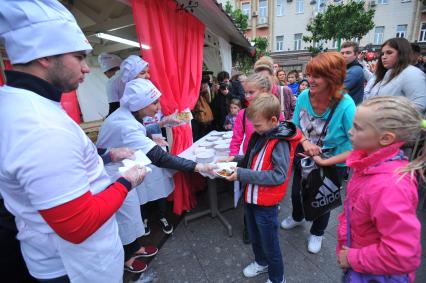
[364,37,426,112]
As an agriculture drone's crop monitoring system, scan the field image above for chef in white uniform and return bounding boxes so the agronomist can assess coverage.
[96,79,215,237]
[98,52,122,114]
[0,1,146,282]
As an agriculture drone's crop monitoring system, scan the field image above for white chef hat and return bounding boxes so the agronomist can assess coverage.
[0,0,92,64]
[120,78,161,112]
[120,55,149,83]
[98,53,122,73]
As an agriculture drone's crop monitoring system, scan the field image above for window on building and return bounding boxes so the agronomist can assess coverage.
[317,0,326,12]
[276,36,284,51]
[294,34,302,50]
[259,0,268,17]
[277,0,284,16]
[241,2,251,18]
[420,23,426,42]
[378,0,388,4]
[296,0,304,14]
[374,26,385,44]
[396,25,407,38]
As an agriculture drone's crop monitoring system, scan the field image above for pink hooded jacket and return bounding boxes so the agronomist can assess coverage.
[337,142,421,282]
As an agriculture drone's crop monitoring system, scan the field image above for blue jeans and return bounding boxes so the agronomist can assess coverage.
[245,203,284,283]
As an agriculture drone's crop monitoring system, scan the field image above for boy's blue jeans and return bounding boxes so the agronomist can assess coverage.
[245,203,284,283]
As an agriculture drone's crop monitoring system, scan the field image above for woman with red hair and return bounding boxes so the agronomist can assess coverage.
[280,52,356,254]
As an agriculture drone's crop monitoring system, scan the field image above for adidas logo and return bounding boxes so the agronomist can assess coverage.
[311,177,340,208]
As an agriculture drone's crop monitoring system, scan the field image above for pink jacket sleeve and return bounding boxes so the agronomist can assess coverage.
[229,109,245,156]
[336,205,348,256]
[347,179,421,277]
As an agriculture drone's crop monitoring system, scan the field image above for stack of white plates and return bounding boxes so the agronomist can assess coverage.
[195,151,215,163]
[222,132,233,139]
[200,141,215,148]
[214,144,229,156]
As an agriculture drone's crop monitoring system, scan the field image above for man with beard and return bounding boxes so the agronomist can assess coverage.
[0,1,146,282]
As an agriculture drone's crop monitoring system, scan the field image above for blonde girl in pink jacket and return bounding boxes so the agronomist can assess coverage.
[338,96,422,282]
[229,73,272,156]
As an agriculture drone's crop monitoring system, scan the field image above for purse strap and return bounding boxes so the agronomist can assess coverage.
[316,98,338,146]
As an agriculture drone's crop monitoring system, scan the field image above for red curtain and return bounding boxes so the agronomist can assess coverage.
[0,60,12,86]
[61,91,81,124]
[132,0,205,215]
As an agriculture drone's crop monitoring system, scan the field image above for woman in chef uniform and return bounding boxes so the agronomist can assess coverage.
[96,78,215,274]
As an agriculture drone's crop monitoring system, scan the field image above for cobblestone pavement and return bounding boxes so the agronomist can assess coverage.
[140,184,426,283]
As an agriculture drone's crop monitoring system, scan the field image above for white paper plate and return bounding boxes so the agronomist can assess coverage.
[215,162,237,178]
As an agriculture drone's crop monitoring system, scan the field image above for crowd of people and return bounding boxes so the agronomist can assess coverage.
[0,1,425,283]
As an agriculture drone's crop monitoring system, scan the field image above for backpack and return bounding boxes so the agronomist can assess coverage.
[193,95,213,124]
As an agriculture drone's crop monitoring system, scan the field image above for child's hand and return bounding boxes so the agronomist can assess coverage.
[338,246,351,269]
[302,140,322,156]
[216,156,234,163]
[312,155,328,166]
[225,167,238,181]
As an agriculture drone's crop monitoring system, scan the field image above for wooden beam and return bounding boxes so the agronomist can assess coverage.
[71,1,99,23]
[96,2,118,23]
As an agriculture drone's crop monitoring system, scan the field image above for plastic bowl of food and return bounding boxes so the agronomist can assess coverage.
[206,136,219,142]
[222,132,233,139]
[195,151,215,163]
[200,141,215,148]
[193,147,214,155]
[214,144,229,155]
[215,162,237,178]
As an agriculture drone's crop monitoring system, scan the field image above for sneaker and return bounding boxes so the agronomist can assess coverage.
[280,216,305,230]
[133,245,158,258]
[143,219,150,236]
[124,259,147,273]
[266,279,286,283]
[307,234,323,254]
[243,226,251,244]
[159,217,173,234]
[243,262,268,278]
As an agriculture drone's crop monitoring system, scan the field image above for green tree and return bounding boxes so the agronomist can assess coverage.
[303,1,375,54]
[224,1,249,32]
[232,36,269,74]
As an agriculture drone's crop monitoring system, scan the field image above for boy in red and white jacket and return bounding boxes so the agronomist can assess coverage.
[224,93,301,283]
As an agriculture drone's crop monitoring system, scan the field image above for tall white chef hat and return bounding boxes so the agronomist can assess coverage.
[0,0,92,64]
[98,53,122,73]
[120,78,161,112]
[120,55,149,83]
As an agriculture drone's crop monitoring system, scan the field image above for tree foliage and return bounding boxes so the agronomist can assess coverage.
[303,1,375,53]
[224,1,249,32]
[232,36,269,74]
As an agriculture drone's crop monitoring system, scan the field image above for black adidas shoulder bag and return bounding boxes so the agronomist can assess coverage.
[300,102,342,221]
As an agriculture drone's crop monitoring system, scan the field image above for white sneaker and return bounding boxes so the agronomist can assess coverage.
[307,234,323,254]
[280,216,305,230]
[243,261,268,278]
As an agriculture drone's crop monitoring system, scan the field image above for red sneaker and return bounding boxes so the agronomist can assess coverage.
[133,245,158,258]
[124,259,147,273]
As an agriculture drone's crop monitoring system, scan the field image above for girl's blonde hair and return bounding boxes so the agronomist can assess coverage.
[360,96,425,177]
[243,73,272,92]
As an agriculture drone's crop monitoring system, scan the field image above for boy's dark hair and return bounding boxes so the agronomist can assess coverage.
[246,93,280,121]
[341,41,359,53]
[229,98,242,109]
[217,71,230,83]
[287,70,298,77]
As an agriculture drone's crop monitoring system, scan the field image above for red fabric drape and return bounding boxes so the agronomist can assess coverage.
[0,60,12,86]
[132,0,205,215]
[61,91,81,124]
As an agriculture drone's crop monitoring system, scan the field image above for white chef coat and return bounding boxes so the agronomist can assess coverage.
[97,107,175,205]
[106,71,125,103]
[103,163,145,245]
[0,86,124,282]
